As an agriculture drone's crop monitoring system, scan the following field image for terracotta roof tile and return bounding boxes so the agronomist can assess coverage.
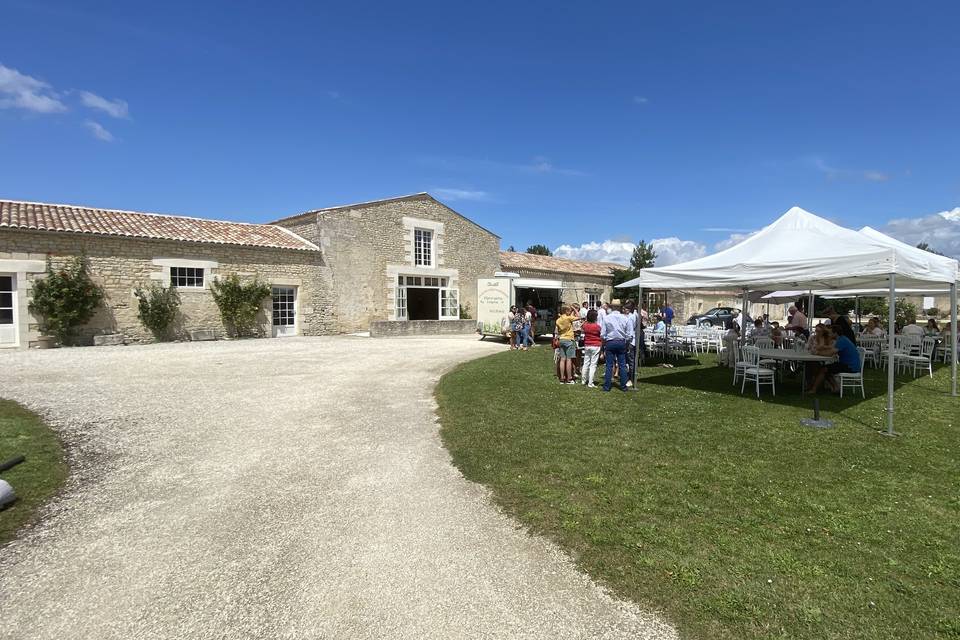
[499,251,621,278]
[0,200,318,251]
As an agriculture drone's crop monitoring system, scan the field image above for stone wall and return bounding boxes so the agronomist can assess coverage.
[507,267,614,307]
[369,319,477,337]
[0,229,336,347]
[276,195,501,333]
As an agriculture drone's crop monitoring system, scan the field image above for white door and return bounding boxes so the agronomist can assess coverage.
[439,288,460,320]
[0,274,15,345]
[271,286,297,337]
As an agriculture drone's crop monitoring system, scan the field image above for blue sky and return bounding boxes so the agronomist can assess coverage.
[2,1,959,263]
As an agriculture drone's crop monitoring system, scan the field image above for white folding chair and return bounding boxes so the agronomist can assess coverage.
[740,345,776,397]
[837,347,867,398]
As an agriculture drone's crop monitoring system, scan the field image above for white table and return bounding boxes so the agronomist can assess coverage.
[755,349,836,395]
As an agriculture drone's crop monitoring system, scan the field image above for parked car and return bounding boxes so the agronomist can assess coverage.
[687,306,740,328]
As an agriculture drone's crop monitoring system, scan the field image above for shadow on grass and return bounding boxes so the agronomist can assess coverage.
[635,356,933,414]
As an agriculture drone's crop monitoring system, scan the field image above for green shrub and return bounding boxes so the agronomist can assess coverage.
[28,255,104,345]
[926,307,940,317]
[878,298,918,331]
[134,282,181,340]
[210,273,271,338]
[459,302,472,319]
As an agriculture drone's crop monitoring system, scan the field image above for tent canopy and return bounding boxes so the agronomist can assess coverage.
[617,207,959,291]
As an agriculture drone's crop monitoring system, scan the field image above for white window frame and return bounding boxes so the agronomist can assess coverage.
[440,288,460,320]
[414,228,434,268]
[0,273,16,346]
[271,285,297,335]
[588,293,600,309]
[170,266,205,289]
[395,285,408,320]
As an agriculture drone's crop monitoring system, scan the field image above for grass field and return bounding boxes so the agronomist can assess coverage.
[0,400,67,545]
[437,346,959,640]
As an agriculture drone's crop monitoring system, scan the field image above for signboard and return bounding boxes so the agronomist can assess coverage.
[476,277,513,336]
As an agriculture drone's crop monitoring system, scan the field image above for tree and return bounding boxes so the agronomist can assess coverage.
[630,240,657,270]
[28,255,104,345]
[526,244,552,256]
[916,241,945,256]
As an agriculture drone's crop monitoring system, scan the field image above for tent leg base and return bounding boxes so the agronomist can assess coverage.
[878,430,901,438]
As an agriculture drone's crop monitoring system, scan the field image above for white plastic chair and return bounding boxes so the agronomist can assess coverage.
[901,337,937,378]
[740,345,776,397]
[837,347,867,398]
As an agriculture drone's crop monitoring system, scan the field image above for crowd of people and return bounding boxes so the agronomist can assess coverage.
[504,298,674,392]
[504,295,956,395]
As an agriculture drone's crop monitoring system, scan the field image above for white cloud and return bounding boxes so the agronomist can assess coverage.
[805,156,890,182]
[84,120,114,142]
[327,90,341,99]
[0,63,67,113]
[632,96,649,105]
[650,237,707,266]
[554,240,634,265]
[882,206,960,259]
[78,90,129,118]
[939,207,960,222]
[523,155,585,177]
[553,237,707,267]
[432,188,490,202]
[714,231,758,252]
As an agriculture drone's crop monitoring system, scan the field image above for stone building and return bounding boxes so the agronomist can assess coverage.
[498,251,619,308]
[273,194,501,334]
[0,200,332,348]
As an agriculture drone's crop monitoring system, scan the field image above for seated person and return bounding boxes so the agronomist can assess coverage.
[807,324,861,394]
[654,316,666,332]
[750,318,770,339]
[924,319,940,337]
[861,317,884,337]
[902,322,924,336]
[807,323,835,356]
[770,322,784,346]
[720,324,740,367]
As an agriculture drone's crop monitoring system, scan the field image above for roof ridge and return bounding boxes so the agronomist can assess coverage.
[272,193,431,222]
[0,198,278,228]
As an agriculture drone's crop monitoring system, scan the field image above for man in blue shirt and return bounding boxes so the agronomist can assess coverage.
[663,302,674,326]
[806,324,861,394]
[600,300,635,392]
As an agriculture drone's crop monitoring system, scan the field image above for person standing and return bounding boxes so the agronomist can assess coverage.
[823,306,856,343]
[581,308,602,387]
[579,300,590,320]
[663,302,674,326]
[624,300,639,387]
[524,301,537,347]
[600,300,634,392]
[555,305,577,384]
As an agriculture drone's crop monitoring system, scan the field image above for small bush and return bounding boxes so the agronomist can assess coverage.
[210,273,271,338]
[459,302,472,319]
[134,283,181,340]
[28,255,104,345]
[926,307,940,317]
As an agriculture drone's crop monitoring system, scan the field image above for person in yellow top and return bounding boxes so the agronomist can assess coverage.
[555,305,577,384]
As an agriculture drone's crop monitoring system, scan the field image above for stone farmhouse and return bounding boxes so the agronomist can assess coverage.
[0,193,621,348]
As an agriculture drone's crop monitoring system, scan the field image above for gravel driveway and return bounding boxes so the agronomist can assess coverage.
[0,336,675,640]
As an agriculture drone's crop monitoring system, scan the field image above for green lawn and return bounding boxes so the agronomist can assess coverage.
[437,347,960,640]
[0,400,68,545]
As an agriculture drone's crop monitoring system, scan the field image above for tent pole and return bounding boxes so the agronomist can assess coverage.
[855,296,860,329]
[633,285,641,385]
[884,274,898,436]
[951,282,957,397]
[741,288,749,345]
[807,291,814,330]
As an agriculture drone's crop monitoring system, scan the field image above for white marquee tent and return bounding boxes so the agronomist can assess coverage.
[617,206,958,434]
